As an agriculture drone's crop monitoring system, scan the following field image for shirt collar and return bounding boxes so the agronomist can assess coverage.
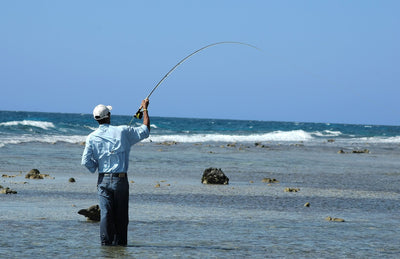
[99,124,110,130]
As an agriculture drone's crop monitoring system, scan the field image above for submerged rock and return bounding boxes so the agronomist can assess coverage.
[201,168,229,185]
[157,141,178,146]
[25,169,52,179]
[325,216,345,222]
[78,205,100,221]
[284,187,300,192]
[2,174,17,178]
[352,149,370,154]
[254,142,270,148]
[0,187,17,194]
[261,178,279,183]
[338,149,370,154]
[25,169,41,179]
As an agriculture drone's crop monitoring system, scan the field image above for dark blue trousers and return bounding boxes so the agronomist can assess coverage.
[97,174,129,246]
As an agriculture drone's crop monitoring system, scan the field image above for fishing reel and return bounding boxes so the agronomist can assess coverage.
[134,109,143,119]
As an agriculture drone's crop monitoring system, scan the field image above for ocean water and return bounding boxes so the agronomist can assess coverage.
[0,110,399,258]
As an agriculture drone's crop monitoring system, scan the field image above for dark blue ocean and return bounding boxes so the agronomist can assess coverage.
[1,110,400,258]
[1,110,400,147]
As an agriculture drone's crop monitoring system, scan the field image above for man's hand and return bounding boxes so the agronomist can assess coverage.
[141,98,149,110]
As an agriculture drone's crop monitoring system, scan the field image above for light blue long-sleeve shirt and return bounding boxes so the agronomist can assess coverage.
[81,124,149,173]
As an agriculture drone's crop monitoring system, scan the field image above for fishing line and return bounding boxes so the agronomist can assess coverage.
[128,41,261,125]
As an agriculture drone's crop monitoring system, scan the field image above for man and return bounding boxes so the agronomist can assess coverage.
[81,99,150,246]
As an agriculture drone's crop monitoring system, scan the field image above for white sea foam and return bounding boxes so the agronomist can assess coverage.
[0,130,315,146]
[0,130,317,147]
[356,136,400,144]
[0,134,86,146]
[2,129,400,147]
[313,130,342,137]
[146,130,313,143]
[0,120,55,130]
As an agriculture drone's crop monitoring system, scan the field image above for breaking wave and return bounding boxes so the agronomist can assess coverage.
[0,134,86,148]
[0,120,55,130]
[147,130,313,143]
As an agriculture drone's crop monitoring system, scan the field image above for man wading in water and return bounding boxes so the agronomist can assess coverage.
[81,99,150,246]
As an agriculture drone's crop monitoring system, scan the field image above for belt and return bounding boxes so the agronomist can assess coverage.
[100,173,127,178]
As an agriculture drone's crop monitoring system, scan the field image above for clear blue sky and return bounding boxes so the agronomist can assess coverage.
[1,1,399,125]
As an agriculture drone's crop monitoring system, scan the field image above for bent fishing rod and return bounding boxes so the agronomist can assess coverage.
[129,41,260,125]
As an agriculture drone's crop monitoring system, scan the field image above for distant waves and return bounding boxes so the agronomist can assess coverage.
[0,120,55,130]
[1,111,400,147]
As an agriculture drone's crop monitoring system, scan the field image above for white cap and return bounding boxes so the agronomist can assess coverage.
[93,104,112,120]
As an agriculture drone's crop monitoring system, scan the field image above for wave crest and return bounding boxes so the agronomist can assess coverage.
[0,120,55,130]
[313,130,342,137]
[147,130,313,143]
[0,134,86,147]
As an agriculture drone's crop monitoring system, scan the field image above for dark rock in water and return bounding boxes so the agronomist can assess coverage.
[69,177,76,183]
[290,143,304,147]
[25,169,41,179]
[352,149,370,154]
[2,173,17,178]
[254,142,270,148]
[284,187,300,192]
[0,187,17,194]
[78,205,100,221]
[261,177,279,183]
[25,169,52,179]
[325,216,345,222]
[157,141,178,146]
[338,149,370,154]
[201,168,229,185]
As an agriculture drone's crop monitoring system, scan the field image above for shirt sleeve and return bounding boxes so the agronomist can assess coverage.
[127,124,150,145]
[81,136,98,173]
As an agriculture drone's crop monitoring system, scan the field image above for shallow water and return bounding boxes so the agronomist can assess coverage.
[1,140,400,258]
